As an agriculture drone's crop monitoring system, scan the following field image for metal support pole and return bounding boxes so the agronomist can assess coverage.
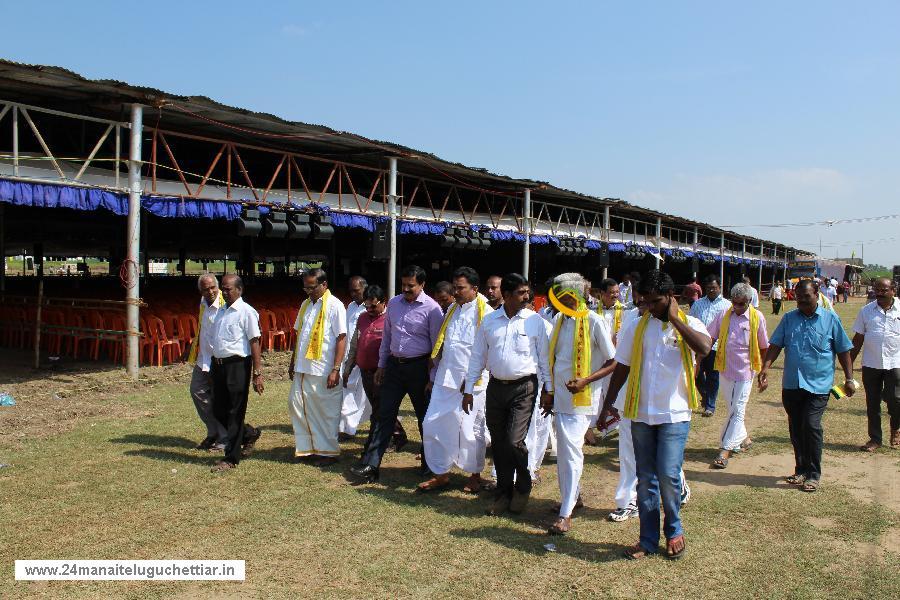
[692,227,698,278]
[33,278,43,369]
[602,204,610,280]
[523,189,531,278]
[12,105,19,177]
[742,237,747,277]
[125,104,143,380]
[387,157,398,299]
[655,217,662,269]
[719,232,725,284]
[782,248,788,284]
[758,244,764,292]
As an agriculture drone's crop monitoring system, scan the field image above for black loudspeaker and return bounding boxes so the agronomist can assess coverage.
[372,222,391,261]
[596,242,609,267]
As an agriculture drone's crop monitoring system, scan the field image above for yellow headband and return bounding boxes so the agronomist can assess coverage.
[548,286,589,318]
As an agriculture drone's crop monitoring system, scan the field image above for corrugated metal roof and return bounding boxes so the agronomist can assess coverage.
[0,59,805,254]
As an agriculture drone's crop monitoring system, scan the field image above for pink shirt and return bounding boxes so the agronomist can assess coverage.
[706,309,769,382]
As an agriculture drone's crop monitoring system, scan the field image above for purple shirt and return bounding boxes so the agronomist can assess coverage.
[377,291,445,369]
[706,309,770,382]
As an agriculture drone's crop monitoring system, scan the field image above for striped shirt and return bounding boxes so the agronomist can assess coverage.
[689,294,732,351]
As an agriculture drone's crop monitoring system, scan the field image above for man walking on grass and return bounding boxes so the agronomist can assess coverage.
[758,279,855,493]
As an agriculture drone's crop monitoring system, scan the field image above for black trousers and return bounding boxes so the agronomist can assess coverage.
[695,350,720,412]
[210,355,252,465]
[782,388,828,481]
[772,299,782,315]
[486,375,537,498]
[359,367,407,455]
[361,356,429,469]
[862,367,900,445]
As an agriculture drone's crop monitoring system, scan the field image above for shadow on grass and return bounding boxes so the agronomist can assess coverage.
[683,468,786,489]
[348,469,615,525]
[110,434,197,448]
[449,524,623,563]
[751,434,861,454]
[122,448,215,465]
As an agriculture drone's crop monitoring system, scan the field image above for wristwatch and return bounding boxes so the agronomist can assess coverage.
[253,370,262,377]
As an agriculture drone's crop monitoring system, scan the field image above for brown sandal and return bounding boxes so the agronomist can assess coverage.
[462,475,482,494]
[548,517,571,535]
[416,475,450,493]
[210,460,235,473]
[786,474,806,485]
[801,480,820,493]
[666,535,686,560]
[623,543,652,560]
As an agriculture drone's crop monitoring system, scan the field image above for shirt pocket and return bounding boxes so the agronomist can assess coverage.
[514,333,531,354]
[737,323,751,347]
[225,321,243,342]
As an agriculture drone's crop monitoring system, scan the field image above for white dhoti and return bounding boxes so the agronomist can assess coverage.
[719,375,752,451]
[289,373,342,456]
[555,412,592,517]
[526,394,553,478]
[423,384,486,475]
[614,418,638,509]
[339,366,370,436]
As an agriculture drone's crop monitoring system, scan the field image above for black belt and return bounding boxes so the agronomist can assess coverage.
[389,354,429,365]
[489,374,537,386]
[212,355,248,365]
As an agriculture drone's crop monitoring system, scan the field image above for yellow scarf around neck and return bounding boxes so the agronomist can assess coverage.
[549,312,593,407]
[293,289,331,362]
[598,301,625,334]
[623,310,700,419]
[818,291,835,312]
[188,291,223,365]
[714,307,762,374]
[431,295,486,359]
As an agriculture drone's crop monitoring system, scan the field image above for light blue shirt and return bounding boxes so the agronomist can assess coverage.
[689,294,731,350]
[770,307,853,395]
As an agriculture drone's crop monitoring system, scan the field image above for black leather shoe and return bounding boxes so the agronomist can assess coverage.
[350,464,380,483]
[195,437,215,451]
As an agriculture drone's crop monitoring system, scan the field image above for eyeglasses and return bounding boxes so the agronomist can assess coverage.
[302,283,322,291]
[364,301,383,309]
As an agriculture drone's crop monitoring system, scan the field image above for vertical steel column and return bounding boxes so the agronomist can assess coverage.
[522,189,531,278]
[692,227,698,278]
[655,217,662,269]
[758,244,764,292]
[782,247,788,283]
[387,157,398,298]
[602,204,610,280]
[125,104,143,380]
[719,232,725,283]
[12,106,19,176]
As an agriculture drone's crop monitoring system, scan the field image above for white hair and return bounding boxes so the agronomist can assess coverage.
[731,282,753,302]
[553,272,588,300]
[197,272,218,290]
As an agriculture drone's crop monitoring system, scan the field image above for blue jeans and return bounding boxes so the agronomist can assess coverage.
[695,351,719,412]
[631,420,691,553]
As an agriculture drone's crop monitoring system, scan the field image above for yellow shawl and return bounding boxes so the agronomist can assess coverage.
[187,291,223,365]
[623,310,700,419]
[293,289,332,362]
[431,295,486,358]
[549,312,593,407]
[714,306,762,374]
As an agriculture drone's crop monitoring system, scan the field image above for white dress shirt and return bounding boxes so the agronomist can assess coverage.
[614,313,711,425]
[464,307,552,394]
[599,304,640,343]
[434,296,493,391]
[853,299,900,370]
[344,301,365,360]
[771,286,784,300]
[210,296,261,359]
[196,294,224,372]
[619,282,633,307]
[552,312,616,415]
[293,294,348,376]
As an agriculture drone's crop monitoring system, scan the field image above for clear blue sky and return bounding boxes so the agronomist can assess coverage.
[3,1,899,266]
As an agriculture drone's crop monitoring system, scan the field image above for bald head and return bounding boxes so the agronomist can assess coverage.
[221,274,243,306]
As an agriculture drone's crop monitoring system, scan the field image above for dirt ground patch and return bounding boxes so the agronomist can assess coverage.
[0,348,290,451]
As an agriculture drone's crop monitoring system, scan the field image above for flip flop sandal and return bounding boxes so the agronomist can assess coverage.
[786,474,806,485]
[624,544,653,560]
[666,536,687,560]
[801,480,820,493]
[712,456,729,469]
[416,478,449,493]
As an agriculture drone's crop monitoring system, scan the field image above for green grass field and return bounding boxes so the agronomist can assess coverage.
[0,299,897,599]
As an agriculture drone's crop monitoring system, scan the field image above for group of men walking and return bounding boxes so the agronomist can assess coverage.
[185,263,899,560]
